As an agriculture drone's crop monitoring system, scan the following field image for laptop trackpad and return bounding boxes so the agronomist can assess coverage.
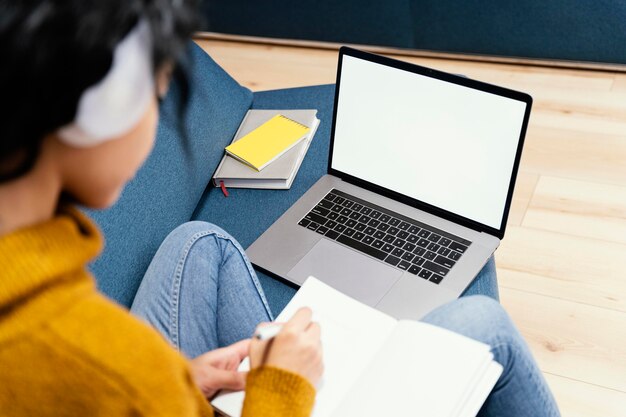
[287,238,402,306]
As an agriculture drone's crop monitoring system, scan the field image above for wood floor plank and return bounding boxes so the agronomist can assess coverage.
[528,88,626,136]
[393,60,615,96]
[496,226,626,312]
[195,40,619,95]
[500,287,626,393]
[507,172,539,226]
[612,77,626,92]
[196,41,336,90]
[452,66,615,93]
[530,110,626,137]
[544,374,626,417]
[521,126,626,186]
[532,87,626,117]
[523,176,626,245]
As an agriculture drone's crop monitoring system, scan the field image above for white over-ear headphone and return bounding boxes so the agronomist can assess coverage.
[57,19,155,147]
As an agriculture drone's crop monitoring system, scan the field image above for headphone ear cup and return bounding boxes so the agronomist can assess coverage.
[57,19,154,147]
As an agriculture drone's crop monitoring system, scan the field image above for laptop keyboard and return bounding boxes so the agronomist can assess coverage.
[297,189,471,285]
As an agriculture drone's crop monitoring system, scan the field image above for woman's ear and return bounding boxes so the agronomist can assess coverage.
[156,61,174,99]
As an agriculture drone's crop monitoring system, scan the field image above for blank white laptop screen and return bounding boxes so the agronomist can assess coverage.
[331,55,528,230]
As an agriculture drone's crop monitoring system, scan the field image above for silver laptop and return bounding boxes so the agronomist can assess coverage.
[247,47,532,319]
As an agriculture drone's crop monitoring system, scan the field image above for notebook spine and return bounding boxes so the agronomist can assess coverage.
[278,114,310,131]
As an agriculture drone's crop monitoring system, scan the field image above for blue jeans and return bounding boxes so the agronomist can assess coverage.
[131,222,560,417]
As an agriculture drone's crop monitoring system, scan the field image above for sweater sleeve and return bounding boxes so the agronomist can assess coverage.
[241,366,316,417]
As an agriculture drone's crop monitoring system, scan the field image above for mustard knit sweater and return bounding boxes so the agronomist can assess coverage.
[0,209,315,416]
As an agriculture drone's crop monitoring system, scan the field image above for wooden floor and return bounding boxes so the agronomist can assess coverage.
[195,39,626,416]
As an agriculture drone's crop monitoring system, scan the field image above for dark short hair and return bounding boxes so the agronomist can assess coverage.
[0,0,200,182]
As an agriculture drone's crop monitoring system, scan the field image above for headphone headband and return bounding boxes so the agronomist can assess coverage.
[58,19,155,147]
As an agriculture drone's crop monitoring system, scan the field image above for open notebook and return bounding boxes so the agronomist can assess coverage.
[212,277,502,417]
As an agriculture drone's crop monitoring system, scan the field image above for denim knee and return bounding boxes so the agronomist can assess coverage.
[461,256,500,301]
[458,295,516,338]
[458,294,509,324]
[455,296,524,373]
[423,295,518,349]
[164,221,233,246]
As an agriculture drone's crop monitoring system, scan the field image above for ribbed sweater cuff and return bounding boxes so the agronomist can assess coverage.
[242,366,316,417]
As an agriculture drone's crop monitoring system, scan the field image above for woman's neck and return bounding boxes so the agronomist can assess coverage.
[0,158,61,236]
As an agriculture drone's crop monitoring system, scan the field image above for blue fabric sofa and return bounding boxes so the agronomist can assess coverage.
[88,43,492,315]
[201,0,626,65]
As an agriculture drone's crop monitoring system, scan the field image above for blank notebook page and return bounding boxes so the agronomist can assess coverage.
[211,277,396,417]
[333,320,493,417]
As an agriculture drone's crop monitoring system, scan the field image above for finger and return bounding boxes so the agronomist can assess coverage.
[257,321,285,327]
[254,321,273,331]
[249,337,273,368]
[213,369,247,391]
[253,321,286,337]
[227,339,251,362]
[201,339,250,365]
[306,321,322,342]
[306,322,323,360]
[283,307,313,332]
[212,339,251,370]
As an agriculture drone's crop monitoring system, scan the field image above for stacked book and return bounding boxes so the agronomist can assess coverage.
[212,109,320,190]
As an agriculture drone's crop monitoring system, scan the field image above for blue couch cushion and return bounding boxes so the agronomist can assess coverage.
[87,42,253,307]
[192,84,336,314]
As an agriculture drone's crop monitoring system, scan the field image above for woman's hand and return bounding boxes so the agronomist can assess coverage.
[189,339,250,398]
[249,307,324,387]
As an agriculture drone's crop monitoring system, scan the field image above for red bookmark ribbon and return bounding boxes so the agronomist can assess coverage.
[220,180,229,197]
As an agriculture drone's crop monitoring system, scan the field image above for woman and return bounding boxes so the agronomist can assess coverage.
[0,1,560,416]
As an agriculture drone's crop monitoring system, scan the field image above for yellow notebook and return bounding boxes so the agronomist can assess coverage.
[225,114,310,171]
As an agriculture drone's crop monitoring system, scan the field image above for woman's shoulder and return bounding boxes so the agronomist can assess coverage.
[11,289,208,416]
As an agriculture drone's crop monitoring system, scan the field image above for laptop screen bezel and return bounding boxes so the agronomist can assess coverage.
[326,47,533,240]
